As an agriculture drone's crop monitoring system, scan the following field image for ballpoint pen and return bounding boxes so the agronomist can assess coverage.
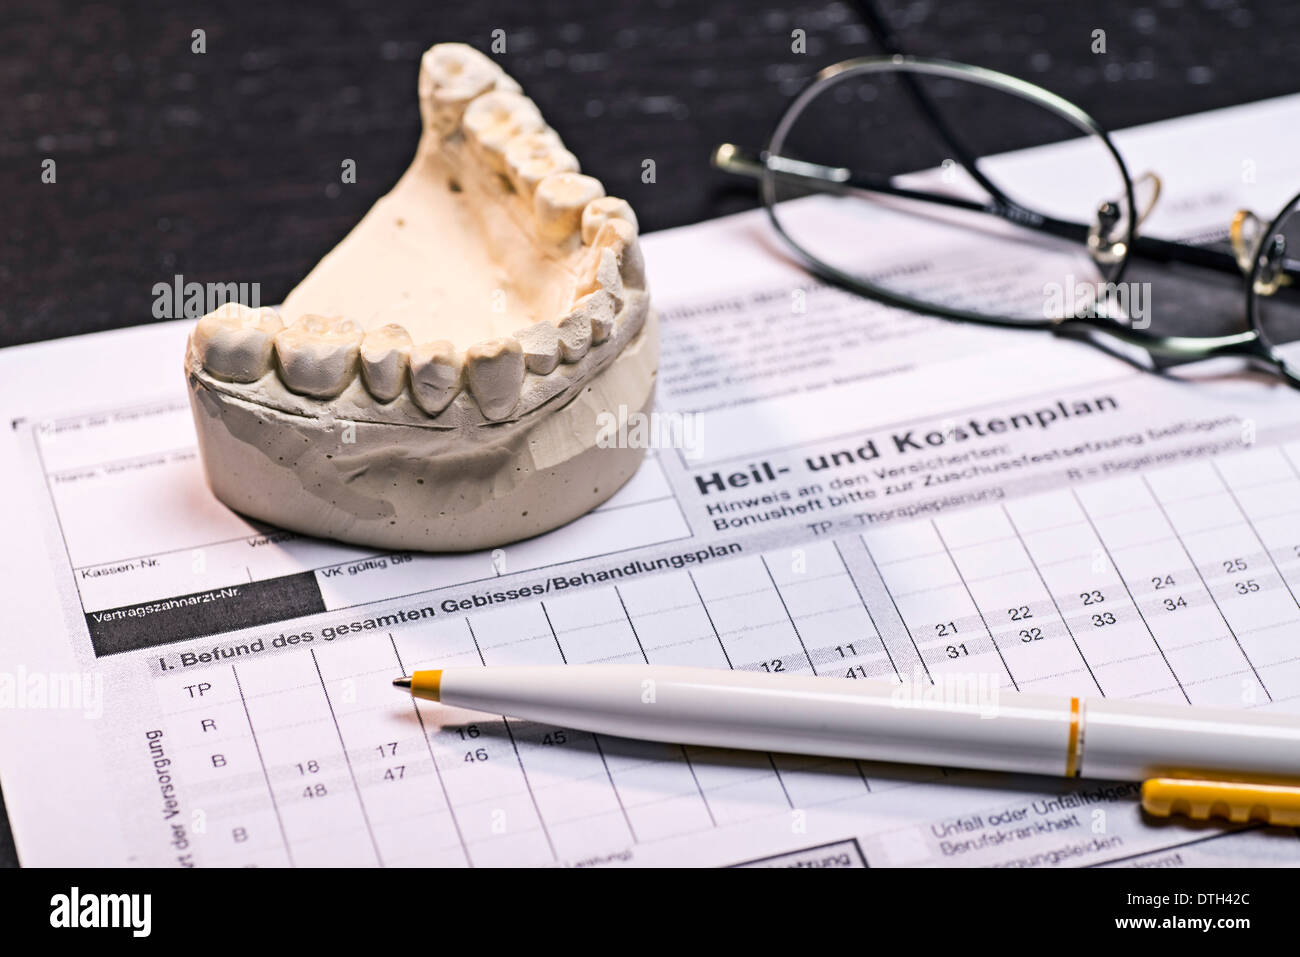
[393,664,1300,826]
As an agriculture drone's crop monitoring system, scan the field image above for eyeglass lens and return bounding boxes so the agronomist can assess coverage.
[1252,203,1300,375]
[766,65,1138,326]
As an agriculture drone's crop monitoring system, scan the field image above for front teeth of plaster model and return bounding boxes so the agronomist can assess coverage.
[184,43,657,552]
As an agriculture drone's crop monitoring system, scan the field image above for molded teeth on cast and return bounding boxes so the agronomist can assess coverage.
[192,42,649,425]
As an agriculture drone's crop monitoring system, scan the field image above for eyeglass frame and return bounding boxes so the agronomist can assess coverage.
[713,52,1300,387]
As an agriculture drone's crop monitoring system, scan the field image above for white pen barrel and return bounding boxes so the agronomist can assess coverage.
[1080,698,1300,780]
[439,665,1076,777]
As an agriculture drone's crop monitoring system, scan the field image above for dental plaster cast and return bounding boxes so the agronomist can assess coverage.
[185,43,657,551]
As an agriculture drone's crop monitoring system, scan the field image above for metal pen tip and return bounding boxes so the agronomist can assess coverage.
[392,676,412,690]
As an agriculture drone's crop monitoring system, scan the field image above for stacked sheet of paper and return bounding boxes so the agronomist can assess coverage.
[3,95,1300,866]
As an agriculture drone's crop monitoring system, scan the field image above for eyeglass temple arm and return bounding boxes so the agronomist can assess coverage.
[713,143,1087,242]
[1055,319,1263,367]
[847,0,1018,210]
[714,144,1245,277]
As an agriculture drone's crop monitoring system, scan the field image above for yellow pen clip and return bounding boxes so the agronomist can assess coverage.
[1142,777,1300,827]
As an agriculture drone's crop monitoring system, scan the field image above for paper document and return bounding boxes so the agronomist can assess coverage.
[3,95,1300,867]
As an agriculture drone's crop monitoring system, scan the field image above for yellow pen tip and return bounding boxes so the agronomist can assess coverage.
[392,677,412,690]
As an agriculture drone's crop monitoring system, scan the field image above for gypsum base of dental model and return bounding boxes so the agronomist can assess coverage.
[184,42,657,551]
[187,310,658,552]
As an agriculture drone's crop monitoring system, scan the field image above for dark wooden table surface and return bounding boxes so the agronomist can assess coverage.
[1,0,1297,864]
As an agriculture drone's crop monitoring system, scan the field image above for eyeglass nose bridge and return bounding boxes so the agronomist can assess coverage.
[1088,171,1161,268]
[1230,208,1267,276]
[1253,229,1289,296]
[1087,201,1125,266]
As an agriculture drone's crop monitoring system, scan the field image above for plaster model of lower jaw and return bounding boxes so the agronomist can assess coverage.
[185,43,656,552]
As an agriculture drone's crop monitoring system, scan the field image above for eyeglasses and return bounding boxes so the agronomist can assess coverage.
[712,20,1300,387]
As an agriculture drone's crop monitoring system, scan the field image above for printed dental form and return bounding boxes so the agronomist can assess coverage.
[4,95,1300,867]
